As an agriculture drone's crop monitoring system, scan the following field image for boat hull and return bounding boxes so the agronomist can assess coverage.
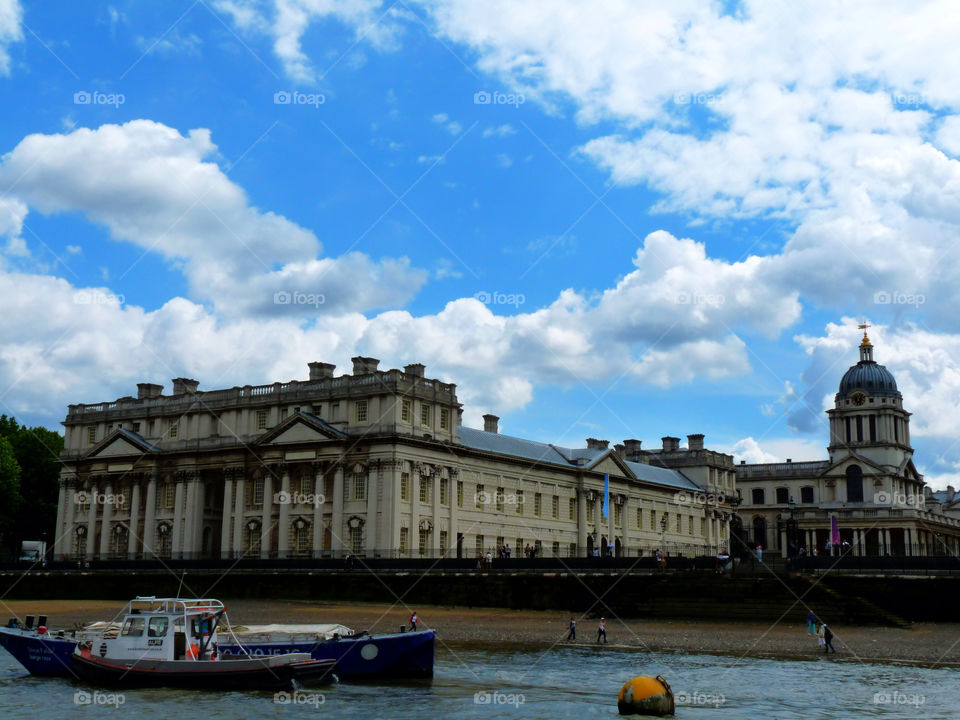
[0,629,76,676]
[71,652,336,691]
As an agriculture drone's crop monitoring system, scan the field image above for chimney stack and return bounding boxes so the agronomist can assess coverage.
[947,485,956,502]
[623,439,643,461]
[171,378,199,395]
[351,356,380,375]
[687,433,705,451]
[137,383,163,400]
[483,414,499,433]
[404,363,425,378]
[614,443,625,459]
[662,436,681,452]
[308,361,336,381]
[586,438,609,450]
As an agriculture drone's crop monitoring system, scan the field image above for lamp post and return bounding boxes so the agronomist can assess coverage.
[660,514,667,555]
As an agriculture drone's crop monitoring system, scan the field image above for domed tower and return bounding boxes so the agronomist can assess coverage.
[827,325,912,471]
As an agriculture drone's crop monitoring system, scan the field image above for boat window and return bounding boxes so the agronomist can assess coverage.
[122,617,145,637]
[148,617,169,637]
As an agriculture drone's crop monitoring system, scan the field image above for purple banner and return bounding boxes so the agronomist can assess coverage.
[831,515,840,545]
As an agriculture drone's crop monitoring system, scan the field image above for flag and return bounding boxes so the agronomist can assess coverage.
[831,515,840,545]
[603,473,609,520]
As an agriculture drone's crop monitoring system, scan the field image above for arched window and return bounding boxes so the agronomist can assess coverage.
[846,465,864,503]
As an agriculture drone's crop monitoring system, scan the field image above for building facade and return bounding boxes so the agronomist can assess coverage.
[54,358,738,562]
[736,330,960,557]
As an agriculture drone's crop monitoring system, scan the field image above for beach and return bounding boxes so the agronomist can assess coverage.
[2,598,957,666]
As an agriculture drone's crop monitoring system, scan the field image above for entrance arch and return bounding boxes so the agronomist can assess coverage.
[752,516,768,548]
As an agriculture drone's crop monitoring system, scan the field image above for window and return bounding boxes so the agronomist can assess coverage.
[569,542,577,557]
[133,422,141,434]
[856,416,863,442]
[534,493,542,517]
[350,527,363,555]
[168,421,178,438]
[800,486,814,504]
[401,472,410,501]
[457,480,463,508]
[675,513,681,532]
[147,617,168,638]
[516,538,523,553]
[701,517,706,535]
[300,475,314,497]
[569,497,576,520]
[355,400,368,423]
[399,527,409,554]
[331,402,339,418]
[751,488,765,505]
[419,477,430,504]
[894,419,899,443]
[280,408,287,420]
[256,410,268,430]
[846,465,864,502]
[121,616,144,637]
[440,408,450,430]
[475,534,484,557]
[476,484,485,509]
[163,482,175,509]
[87,426,97,444]
[253,479,265,506]
[496,535,504,550]
[649,509,655,530]
[440,478,449,506]
[587,502,594,524]
[775,487,789,504]
[297,526,310,552]
[516,490,523,514]
[148,420,155,436]
[614,504,622,528]
[401,400,411,422]
[552,541,560,557]
[636,508,643,530]
[845,417,851,443]
[552,495,559,519]
[439,530,448,555]
[421,404,431,427]
[247,525,261,554]
[869,415,877,443]
[496,487,504,512]
[353,473,366,501]
[688,515,694,535]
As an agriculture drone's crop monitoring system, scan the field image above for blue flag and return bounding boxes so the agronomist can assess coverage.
[603,473,609,519]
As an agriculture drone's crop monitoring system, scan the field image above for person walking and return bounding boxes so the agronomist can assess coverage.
[817,622,826,649]
[409,611,419,631]
[823,624,835,654]
[806,611,816,636]
[756,545,763,563]
[596,617,607,644]
[566,616,576,642]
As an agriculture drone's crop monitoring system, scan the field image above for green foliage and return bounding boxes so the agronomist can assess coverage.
[0,435,22,544]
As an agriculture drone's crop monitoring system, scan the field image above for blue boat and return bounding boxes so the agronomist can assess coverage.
[1,616,434,681]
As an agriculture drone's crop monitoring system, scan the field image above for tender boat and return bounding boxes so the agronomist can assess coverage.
[70,597,336,690]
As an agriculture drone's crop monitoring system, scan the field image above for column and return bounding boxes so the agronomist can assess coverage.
[85,483,97,559]
[260,472,274,559]
[192,474,205,555]
[54,480,67,556]
[220,472,234,559]
[277,468,291,559]
[331,462,345,557]
[98,482,113,559]
[127,479,141,559]
[780,525,788,558]
[431,470,441,556]
[233,474,245,554]
[62,477,76,559]
[904,527,912,556]
[577,487,587,555]
[449,470,459,559]
[184,475,197,559]
[620,495,630,556]
[312,464,324,556]
[172,477,185,556]
[391,462,402,555]
[705,505,714,554]
[366,464,379,556]
[143,475,157,557]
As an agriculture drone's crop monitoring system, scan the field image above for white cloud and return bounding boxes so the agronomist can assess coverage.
[431,112,461,135]
[0,0,23,75]
[495,153,512,167]
[725,436,826,466]
[482,124,515,138]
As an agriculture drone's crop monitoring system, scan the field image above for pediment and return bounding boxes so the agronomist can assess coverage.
[85,429,157,458]
[820,451,889,477]
[257,413,348,446]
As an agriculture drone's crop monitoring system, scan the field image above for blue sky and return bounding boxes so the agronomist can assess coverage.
[2,1,960,488]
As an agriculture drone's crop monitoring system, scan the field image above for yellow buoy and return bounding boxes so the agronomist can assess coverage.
[617,675,675,716]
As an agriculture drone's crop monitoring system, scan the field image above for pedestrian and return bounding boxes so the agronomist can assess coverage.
[409,611,418,631]
[823,624,835,654]
[596,617,607,644]
[756,545,763,563]
[505,543,511,558]
[485,550,492,569]
[806,611,816,635]
[817,622,826,649]
[566,616,576,642]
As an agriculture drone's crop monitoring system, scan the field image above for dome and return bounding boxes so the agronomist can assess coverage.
[838,361,899,397]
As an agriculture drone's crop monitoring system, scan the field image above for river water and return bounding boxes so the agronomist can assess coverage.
[1,643,955,719]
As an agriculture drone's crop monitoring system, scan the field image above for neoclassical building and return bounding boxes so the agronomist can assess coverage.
[736,330,960,557]
[54,358,738,562]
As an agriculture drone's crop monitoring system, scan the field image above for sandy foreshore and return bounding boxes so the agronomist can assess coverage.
[2,598,957,667]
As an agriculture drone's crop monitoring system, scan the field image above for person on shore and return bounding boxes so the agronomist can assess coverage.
[566,616,576,642]
[596,617,607,644]
[817,622,826,649]
[806,611,816,635]
[823,624,835,654]
[409,611,418,631]
[756,545,763,563]
[505,543,511,558]
[485,550,492,569]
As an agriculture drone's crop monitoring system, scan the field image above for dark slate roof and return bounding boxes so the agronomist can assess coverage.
[299,412,350,438]
[458,427,699,491]
[838,361,900,397]
[116,427,161,452]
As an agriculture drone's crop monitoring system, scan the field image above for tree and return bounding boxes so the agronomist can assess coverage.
[0,435,22,552]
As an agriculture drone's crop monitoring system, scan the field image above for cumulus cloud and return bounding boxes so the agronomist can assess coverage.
[0,0,22,75]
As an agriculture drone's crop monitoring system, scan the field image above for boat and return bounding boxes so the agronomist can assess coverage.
[1,609,435,681]
[69,597,337,690]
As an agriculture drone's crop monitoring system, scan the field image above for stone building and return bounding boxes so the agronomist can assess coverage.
[53,358,737,562]
[735,330,960,557]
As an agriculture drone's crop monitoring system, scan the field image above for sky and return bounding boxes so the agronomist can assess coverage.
[1,1,960,488]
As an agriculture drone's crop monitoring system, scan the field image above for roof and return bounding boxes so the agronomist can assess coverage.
[838,360,899,397]
[458,427,699,491]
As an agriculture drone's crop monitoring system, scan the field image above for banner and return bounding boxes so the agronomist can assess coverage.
[831,515,840,545]
[602,473,609,519]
